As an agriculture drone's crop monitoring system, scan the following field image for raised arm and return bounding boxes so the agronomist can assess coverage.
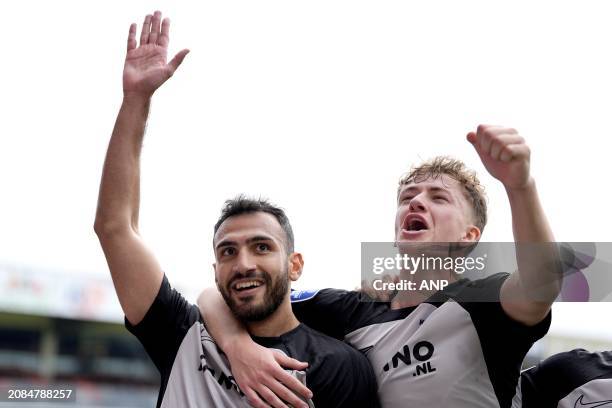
[94,11,189,325]
[198,288,311,408]
[467,125,561,325]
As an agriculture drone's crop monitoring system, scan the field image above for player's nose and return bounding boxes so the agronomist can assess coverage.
[408,194,426,212]
[231,250,256,275]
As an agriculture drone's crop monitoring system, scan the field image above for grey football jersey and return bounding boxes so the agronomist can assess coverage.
[292,273,551,408]
[127,275,380,408]
[159,322,313,407]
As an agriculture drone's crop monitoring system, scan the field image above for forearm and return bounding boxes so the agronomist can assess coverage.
[95,95,150,234]
[93,11,188,325]
[506,179,561,301]
[198,288,312,407]
[198,288,251,352]
[506,178,553,243]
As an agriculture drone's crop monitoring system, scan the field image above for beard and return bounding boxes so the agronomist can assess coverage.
[220,269,289,323]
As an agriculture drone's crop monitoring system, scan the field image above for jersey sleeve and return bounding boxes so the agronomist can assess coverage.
[290,288,389,339]
[456,273,552,407]
[125,274,201,377]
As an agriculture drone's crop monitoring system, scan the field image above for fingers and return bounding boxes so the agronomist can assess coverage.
[159,17,171,47]
[466,131,488,164]
[273,355,312,402]
[273,369,312,401]
[490,134,523,161]
[476,124,512,155]
[127,23,137,52]
[381,274,399,301]
[139,14,152,46]
[167,49,190,74]
[275,354,309,371]
[359,275,398,301]
[265,379,310,408]
[359,279,376,299]
[245,355,310,408]
[500,143,530,162]
[137,11,168,47]
[468,125,526,162]
[149,11,162,45]
[242,388,271,408]
[256,384,289,408]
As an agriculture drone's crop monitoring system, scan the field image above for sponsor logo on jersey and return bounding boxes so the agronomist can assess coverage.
[574,395,612,408]
[198,325,244,397]
[290,289,320,302]
[198,353,244,396]
[383,340,437,377]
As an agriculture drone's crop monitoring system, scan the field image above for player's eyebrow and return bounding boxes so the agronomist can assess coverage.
[215,235,274,250]
[245,235,274,245]
[399,186,420,195]
[428,186,451,194]
[400,185,451,194]
[215,240,237,250]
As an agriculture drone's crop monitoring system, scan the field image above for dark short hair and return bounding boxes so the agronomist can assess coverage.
[213,195,295,253]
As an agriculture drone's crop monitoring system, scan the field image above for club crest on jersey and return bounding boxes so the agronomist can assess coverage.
[290,289,320,302]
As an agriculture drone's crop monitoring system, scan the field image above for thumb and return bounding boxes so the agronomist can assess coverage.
[466,132,477,145]
[168,48,190,74]
[466,131,487,162]
[275,354,309,370]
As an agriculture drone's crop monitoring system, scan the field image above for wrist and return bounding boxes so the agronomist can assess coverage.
[221,332,251,355]
[505,177,536,199]
[122,91,153,105]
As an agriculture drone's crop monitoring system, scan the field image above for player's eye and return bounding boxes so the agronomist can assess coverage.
[256,243,270,252]
[434,196,448,202]
[221,247,236,256]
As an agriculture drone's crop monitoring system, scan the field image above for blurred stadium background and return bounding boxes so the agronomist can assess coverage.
[0,262,166,407]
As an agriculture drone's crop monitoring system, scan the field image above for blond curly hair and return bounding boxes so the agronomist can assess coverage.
[398,156,488,231]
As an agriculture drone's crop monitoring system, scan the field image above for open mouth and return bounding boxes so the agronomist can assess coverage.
[402,215,430,234]
[231,279,265,295]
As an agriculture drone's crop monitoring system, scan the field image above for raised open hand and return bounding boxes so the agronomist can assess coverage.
[123,11,189,97]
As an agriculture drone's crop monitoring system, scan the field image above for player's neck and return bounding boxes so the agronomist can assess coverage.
[246,300,300,338]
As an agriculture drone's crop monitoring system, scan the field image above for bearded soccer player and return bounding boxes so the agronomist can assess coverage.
[94,11,379,408]
[198,126,562,407]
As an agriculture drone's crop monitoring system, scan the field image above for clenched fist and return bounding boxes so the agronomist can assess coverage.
[467,125,532,191]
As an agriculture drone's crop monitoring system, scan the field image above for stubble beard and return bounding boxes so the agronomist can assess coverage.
[221,269,289,323]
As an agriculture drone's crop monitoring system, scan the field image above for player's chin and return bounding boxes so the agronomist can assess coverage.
[398,228,431,242]
[231,296,271,321]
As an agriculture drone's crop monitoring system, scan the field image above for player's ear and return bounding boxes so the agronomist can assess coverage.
[214,277,222,293]
[288,252,304,281]
[461,225,481,242]
[213,263,222,285]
